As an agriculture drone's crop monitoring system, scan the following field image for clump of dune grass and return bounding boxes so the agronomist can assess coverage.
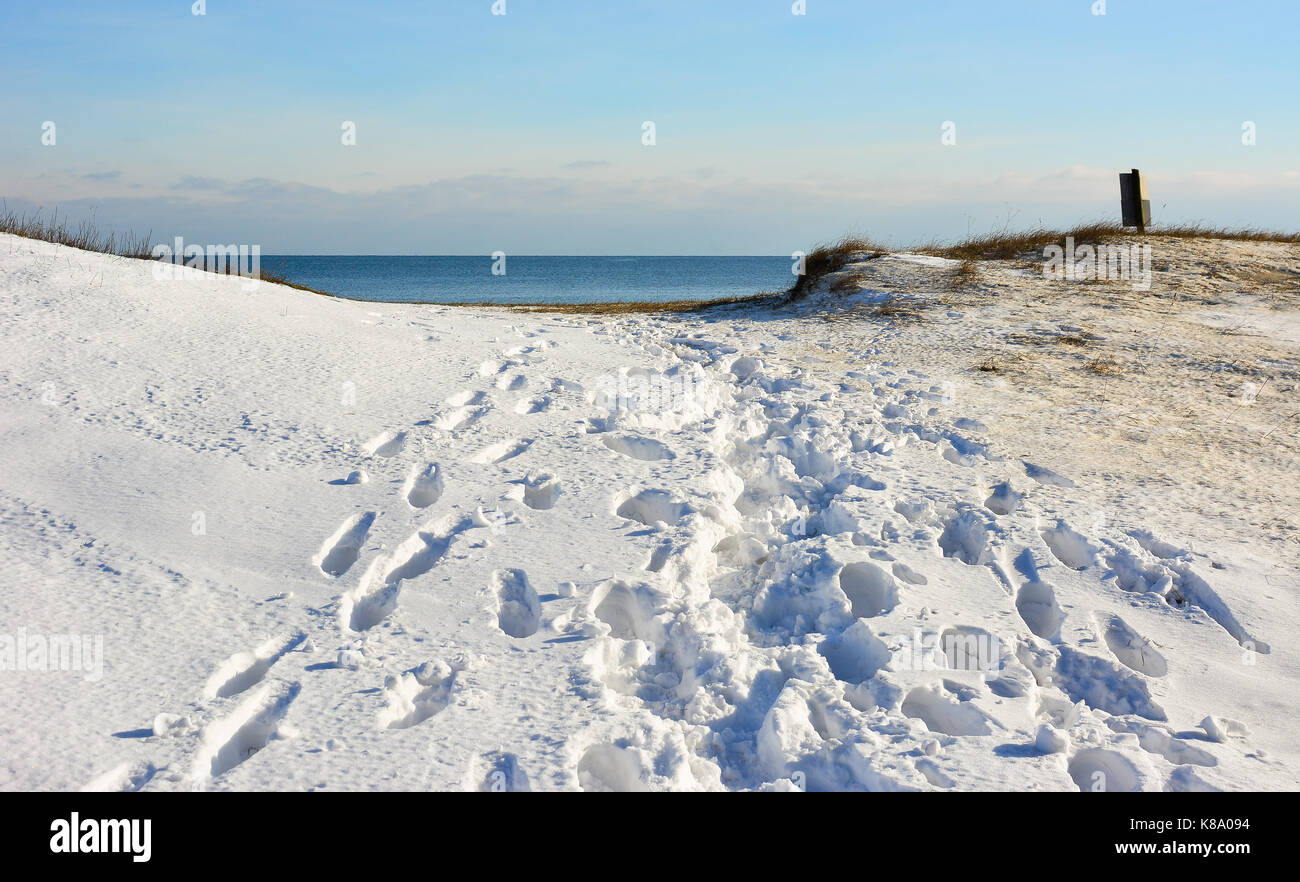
[922,222,1124,261]
[920,221,1300,262]
[976,353,1019,373]
[204,257,334,296]
[176,257,334,296]
[1,204,337,296]
[790,236,886,298]
[259,270,328,293]
[947,258,979,289]
[871,297,924,321]
[1085,356,1124,375]
[0,204,153,259]
[1145,224,1300,244]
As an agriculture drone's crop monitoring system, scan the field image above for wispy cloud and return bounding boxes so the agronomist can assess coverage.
[172,176,225,191]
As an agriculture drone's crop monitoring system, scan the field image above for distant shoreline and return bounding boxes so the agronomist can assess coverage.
[5,210,1298,312]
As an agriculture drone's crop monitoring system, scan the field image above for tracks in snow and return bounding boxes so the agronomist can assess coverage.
[340,515,473,632]
[203,632,307,699]
[191,680,300,782]
[568,325,1268,792]
[107,320,1270,792]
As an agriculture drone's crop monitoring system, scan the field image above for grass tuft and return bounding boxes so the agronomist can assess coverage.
[0,204,153,259]
[1085,356,1124,375]
[791,236,886,298]
[0,205,335,296]
[920,221,1300,262]
[947,258,979,289]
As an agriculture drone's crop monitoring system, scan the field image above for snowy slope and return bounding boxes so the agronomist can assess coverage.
[0,233,1295,792]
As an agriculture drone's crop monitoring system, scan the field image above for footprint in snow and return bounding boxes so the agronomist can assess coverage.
[474,751,531,792]
[491,569,541,639]
[508,473,561,510]
[436,406,486,431]
[403,463,444,508]
[191,680,300,782]
[514,395,551,415]
[203,632,308,699]
[362,429,407,458]
[1023,461,1075,488]
[602,434,674,461]
[446,389,490,407]
[314,511,377,577]
[472,438,532,464]
[340,516,473,632]
[377,660,458,730]
[496,372,529,392]
[1099,613,1167,677]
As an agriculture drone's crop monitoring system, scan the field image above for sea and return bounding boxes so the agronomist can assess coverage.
[257,256,793,304]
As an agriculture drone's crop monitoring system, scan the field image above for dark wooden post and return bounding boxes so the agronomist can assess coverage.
[1119,168,1150,233]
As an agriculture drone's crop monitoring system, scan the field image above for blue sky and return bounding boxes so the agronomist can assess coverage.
[2,0,1296,253]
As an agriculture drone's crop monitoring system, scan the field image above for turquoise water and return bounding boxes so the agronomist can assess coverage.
[259,256,793,304]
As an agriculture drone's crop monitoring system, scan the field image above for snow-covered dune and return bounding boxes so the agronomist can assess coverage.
[1,232,1296,791]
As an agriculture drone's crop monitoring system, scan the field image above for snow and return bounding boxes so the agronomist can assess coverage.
[0,232,1297,792]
